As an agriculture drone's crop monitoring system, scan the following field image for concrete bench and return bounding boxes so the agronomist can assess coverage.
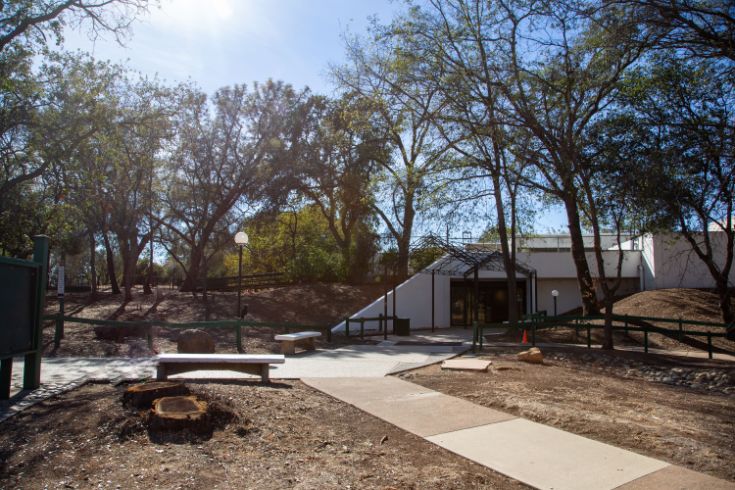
[274,331,321,355]
[156,353,285,382]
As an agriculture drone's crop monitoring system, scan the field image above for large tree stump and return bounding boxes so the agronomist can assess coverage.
[123,381,190,409]
[148,396,211,434]
[177,329,215,353]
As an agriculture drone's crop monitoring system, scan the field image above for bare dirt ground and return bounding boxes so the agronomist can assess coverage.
[496,288,735,354]
[399,345,735,482]
[0,381,527,490]
[41,283,385,357]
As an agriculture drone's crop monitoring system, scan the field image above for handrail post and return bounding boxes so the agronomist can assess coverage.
[472,321,477,352]
[54,311,64,349]
[360,319,364,339]
[479,323,484,350]
[345,317,349,337]
[586,323,591,349]
[236,320,243,353]
[381,314,387,341]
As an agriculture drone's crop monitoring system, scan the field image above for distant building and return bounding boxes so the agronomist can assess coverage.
[334,232,734,331]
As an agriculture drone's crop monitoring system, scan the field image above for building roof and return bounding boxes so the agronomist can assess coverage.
[412,235,534,277]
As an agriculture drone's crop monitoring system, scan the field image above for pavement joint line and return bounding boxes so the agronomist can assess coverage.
[303,376,732,490]
[386,346,470,375]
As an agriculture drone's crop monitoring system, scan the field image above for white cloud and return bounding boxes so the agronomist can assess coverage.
[145,0,277,40]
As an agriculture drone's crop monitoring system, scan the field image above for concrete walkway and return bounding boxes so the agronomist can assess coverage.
[8,344,465,391]
[303,377,733,490]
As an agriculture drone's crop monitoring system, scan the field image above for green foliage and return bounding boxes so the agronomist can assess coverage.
[221,205,377,283]
[409,246,444,273]
[0,1,153,55]
[0,183,46,257]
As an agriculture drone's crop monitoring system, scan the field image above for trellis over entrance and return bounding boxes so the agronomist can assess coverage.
[410,235,536,331]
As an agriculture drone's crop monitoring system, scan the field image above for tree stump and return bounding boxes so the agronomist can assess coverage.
[123,381,190,409]
[148,396,211,434]
[177,329,215,353]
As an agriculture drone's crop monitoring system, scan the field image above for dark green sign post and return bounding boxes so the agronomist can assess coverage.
[0,235,49,399]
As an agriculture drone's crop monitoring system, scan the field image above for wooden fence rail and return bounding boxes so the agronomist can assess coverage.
[473,313,731,359]
[45,314,333,353]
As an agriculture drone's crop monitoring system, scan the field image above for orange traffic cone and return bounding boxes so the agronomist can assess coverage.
[522,329,528,344]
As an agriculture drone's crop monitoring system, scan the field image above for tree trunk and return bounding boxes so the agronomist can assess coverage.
[602,298,614,350]
[563,195,598,315]
[491,173,519,327]
[120,243,135,303]
[180,245,204,292]
[103,232,121,295]
[88,231,97,296]
[143,234,153,296]
[396,200,415,280]
[117,234,141,303]
[396,237,411,281]
[340,241,354,283]
[716,279,734,325]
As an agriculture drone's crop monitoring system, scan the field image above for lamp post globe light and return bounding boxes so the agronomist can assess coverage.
[551,289,559,316]
[235,232,249,319]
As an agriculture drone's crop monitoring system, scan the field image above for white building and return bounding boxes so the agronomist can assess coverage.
[333,232,734,332]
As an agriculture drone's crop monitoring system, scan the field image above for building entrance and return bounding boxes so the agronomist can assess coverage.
[450,280,526,326]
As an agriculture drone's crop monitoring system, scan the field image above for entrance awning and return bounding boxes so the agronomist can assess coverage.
[411,235,534,278]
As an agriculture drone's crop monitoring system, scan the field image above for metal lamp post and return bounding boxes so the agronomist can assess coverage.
[551,289,559,316]
[234,231,249,318]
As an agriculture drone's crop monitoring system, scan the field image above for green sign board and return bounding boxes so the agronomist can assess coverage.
[0,258,38,357]
[0,236,48,398]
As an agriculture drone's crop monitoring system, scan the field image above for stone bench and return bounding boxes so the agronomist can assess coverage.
[274,331,322,355]
[156,353,285,382]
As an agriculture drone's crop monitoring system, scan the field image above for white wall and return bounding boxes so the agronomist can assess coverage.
[332,271,453,333]
[332,259,530,333]
[640,234,655,291]
[332,232,732,332]
[536,278,580,314]
[651,233,735,289]
[518,250,641,279]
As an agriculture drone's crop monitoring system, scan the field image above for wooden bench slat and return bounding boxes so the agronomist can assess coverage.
[274,331,321,341]
[157,354,284,364]
[156,353,285,383]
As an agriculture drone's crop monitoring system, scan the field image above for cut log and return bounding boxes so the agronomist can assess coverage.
[177,329,215,353]
[517,347,544,364]
[123,381,190,409]
[149,396,211,434]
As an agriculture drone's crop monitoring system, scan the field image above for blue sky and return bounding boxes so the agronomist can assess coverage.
[61,0,568,236]
[63,0,402,96]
